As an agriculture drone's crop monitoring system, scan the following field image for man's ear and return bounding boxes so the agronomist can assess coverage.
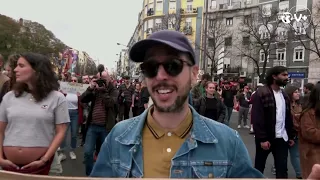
[191,65,199,86]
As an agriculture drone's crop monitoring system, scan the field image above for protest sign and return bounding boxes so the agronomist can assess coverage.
[59,82,89,94]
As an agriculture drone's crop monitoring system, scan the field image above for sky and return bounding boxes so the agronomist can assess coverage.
[0,0,142,71]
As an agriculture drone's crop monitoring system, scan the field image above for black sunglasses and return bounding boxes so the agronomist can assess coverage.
[140,58,192,78]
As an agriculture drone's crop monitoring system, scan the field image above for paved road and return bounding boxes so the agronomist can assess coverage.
[61,112,296,178]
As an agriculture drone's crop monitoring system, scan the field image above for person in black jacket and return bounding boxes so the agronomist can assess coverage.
[194,81,226,123]
[251,66,295,179]
[80,70,118,176]
[138,79,150,115]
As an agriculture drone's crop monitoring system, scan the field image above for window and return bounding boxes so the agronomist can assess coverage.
[259,50,269,62]
[243,15,250,24]
[210,0,217,9]
[226,18,233,26]
[155,18,162,28]
[293,46,304,61]
[168,17,176,29]
[144,21,147,31]
[225,37,232,46]
[276,49,286,60]
[187,1,193,12]
[208,38,214,47]
[156,1,163,11]
[262,4,272,17]
[169,0,176,10]
[242,37,250,45]
[209,19,214,27]
[148,19,153,28]
[296,0,307,11]
[227,0,232,6]
[245,0,252,4]
[293,21,307,35]
[186,18,192,27]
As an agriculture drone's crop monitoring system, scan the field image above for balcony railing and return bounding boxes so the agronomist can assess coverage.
[218,2,241,10]
[180,8,198,14]
[273,60,287,67]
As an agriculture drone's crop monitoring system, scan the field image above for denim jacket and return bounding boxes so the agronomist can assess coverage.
[90,106,264,178]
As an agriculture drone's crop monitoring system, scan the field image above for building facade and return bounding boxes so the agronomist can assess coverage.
[127,25,141,79]
[204,0,259,81]
[123,0,204,78]
[257,0,312,88]
[203,0,313,87]
[307,0,320,84]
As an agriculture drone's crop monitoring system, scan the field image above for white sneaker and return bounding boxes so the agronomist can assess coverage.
[237,125,241,129]
[69,151,77,160]
[244,125,250,129]
[58,153,66,162]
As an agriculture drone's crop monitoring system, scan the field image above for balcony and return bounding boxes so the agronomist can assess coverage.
[147,8,154,16]
[180,8,198,14]
[273,60,287,67]
[218,2,241,10]
[209,0,258,12]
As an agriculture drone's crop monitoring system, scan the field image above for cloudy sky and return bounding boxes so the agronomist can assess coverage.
[0,0,142,70]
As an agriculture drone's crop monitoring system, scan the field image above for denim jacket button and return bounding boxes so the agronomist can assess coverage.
[208,173,214,178]
[133,148,136,152]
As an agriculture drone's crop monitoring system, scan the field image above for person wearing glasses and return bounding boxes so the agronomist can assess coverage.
[90,30,263,178]
[58,77,80,161]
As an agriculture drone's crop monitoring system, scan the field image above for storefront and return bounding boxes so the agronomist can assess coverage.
[288,72,306,90]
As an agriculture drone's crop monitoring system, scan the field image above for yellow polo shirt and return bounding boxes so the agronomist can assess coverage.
[142,107,193,178]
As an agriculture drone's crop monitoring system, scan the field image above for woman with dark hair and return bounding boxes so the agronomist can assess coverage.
[0,52,70,175]
[281,85,302,178]
[297,82,320,178]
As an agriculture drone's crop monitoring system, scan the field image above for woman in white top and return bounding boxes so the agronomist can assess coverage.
[0,52,69,175]
[59,77,79,160]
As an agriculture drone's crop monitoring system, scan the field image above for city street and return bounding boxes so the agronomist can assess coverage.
[61,112,296,178]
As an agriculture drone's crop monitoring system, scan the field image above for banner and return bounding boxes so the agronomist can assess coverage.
[59,82,89,94]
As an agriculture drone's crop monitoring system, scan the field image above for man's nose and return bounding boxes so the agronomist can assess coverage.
[155,65,169,81]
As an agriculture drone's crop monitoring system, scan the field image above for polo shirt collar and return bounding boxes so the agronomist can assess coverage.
[146,107,192,139]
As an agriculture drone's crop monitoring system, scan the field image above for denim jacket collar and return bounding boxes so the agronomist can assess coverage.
[115,105,218,145]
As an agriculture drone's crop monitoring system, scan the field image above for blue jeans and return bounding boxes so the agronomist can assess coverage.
[60,109,79,151]
[225,107,233,126]
[289,138,302,177]
[84,124,109,176]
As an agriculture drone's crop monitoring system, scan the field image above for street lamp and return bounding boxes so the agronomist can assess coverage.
[117,43,128,48]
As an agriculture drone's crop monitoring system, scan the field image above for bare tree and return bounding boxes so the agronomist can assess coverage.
[154,11,184,32]
[237,7,282,81]
[291,2,320,62]
[196,13,229,76]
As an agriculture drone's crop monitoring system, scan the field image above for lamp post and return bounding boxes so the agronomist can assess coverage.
[117,43,128,48]
[202,0,209,72]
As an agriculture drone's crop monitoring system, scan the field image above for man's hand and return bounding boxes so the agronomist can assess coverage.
[308,164,320,179]
[90,81,97,89]
[260,141,271,150]
[289,140,295,147]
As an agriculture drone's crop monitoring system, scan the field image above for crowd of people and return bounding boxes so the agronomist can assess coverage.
[0,30,319,179]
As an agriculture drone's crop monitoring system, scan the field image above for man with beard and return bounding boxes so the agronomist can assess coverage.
[90,30,263,178]
[252,66,295,178]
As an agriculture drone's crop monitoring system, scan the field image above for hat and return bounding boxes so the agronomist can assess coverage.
[129,30,196,65]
